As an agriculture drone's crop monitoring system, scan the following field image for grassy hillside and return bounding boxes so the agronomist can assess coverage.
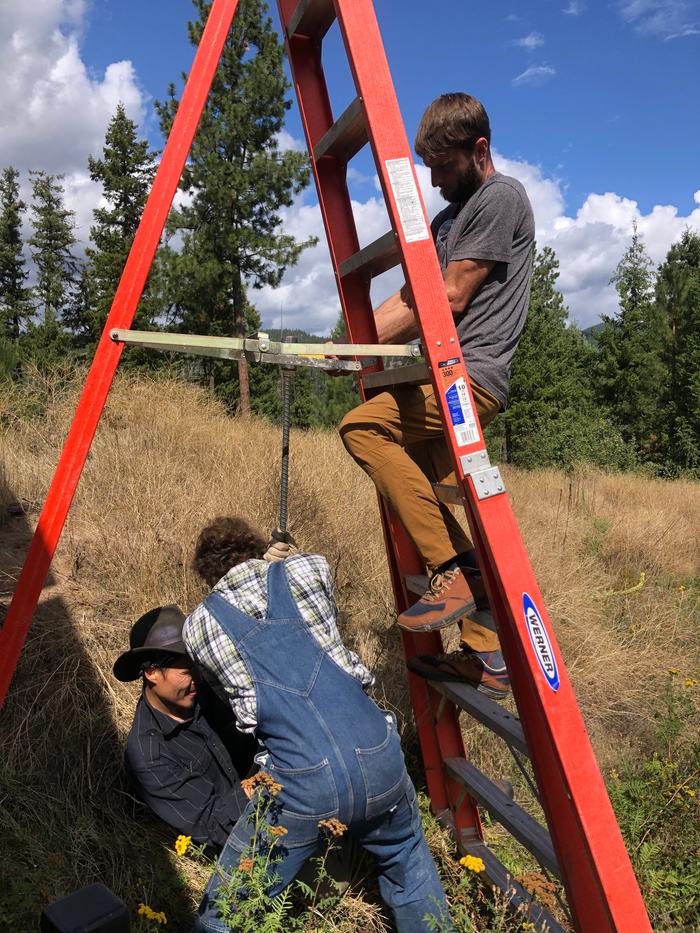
[0,369,698,931]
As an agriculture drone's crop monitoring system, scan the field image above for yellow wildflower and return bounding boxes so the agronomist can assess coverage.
[138,904,167,924]
[460,854,486,873]
[174,834,191,857]
[668,668,681,675]
[609,768,619,780]
[684,787,696,797]
[684,678,698,687]
[522,924,537,932]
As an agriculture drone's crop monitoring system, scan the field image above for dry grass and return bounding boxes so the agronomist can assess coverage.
[0,369,698,930]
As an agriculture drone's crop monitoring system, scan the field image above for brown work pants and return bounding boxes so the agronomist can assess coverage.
[339,380,501,652]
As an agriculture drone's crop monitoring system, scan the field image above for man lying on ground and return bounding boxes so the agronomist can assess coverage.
[113,606,256,849]
[184,516,455,933]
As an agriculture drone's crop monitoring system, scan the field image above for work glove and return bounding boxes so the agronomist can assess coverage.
[264,529,298,562]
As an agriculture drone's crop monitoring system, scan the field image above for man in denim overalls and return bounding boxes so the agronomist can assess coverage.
[184,516,454,932]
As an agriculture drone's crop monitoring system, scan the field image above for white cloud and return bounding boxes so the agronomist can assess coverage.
[563,1,587,15]
[618,1,700,39]
[0,0,147,252]
[254,152,700,334]
[512,65,557,87]
[510,32,545,50]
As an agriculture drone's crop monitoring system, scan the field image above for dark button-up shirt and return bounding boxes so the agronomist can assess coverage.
[125,688,255,848]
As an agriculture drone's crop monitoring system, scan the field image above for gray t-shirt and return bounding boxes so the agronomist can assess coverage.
[431,172,534,407]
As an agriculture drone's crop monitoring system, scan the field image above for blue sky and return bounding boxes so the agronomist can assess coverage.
[2,0,699,331]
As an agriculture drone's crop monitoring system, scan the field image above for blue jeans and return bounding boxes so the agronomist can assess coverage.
[193,774,453,933]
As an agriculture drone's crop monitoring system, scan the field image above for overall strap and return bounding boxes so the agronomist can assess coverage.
[265,560,304,622]
[203,591,259,641]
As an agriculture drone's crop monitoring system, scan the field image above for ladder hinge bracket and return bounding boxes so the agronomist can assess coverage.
[459,449,491,474]
[471,466,506,500]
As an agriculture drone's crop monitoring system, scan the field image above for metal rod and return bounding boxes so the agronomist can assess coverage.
[110,328,421,360]
[279,342,294,539]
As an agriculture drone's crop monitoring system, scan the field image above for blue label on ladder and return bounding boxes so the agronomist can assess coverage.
[523,593,560,691]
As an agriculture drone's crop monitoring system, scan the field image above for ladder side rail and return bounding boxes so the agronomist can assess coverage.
[325,1,652,930]
[0,0,240,709]
[278,18,380,365]
[278,0,483,837]
[466,502,652,931]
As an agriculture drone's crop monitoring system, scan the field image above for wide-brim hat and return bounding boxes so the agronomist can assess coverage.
[113,605,189,682]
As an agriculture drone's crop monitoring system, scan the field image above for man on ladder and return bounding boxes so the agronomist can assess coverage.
[339,93,535,699]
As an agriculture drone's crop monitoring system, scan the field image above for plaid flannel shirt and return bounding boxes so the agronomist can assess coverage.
[183,554,375,733]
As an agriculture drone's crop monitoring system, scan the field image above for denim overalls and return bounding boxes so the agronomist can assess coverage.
[193,561,452,933]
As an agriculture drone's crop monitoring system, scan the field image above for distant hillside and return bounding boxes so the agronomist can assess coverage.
[582,322,604,345]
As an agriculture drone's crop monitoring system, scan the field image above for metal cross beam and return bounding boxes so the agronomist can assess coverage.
[109,328,422,371]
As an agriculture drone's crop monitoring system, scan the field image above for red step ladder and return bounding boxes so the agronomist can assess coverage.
[0,1,651,929]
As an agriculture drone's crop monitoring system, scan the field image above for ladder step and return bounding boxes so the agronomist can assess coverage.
[361,362,430,391]
[430,680,529,756]
[405,574,429,595]
[287,0,335,39]
[432,482,462,505]
[445,758,560,878]
[339,230,399,279]
[460,841,565,933]
[314,98,367,163]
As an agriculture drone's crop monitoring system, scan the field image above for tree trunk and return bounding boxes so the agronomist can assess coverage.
[504,419,513,464]
[232,266,251,417]
[238,358,251,417]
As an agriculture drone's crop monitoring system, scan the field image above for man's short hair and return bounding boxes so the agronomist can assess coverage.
[193,516,266,587]
[414,93,491,162]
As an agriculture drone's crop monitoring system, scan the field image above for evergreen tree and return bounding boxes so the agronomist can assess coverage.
[0,167,31,341]
[65,104,159,346]
[595,222,668,462]
[487,245,631,470]
[156,0,316,415]
[656,231,700,473]
[27,171,78,326]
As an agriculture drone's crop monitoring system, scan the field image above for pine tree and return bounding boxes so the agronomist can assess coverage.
[27,171,78,326]
[488,246,630,470]
[595,223,668,463]
[0,167,31,341]
[656,231,700,473]
[65,104,159,347]
[156,0,316,415]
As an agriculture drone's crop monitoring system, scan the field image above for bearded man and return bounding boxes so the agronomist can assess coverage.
[339,92,535,697]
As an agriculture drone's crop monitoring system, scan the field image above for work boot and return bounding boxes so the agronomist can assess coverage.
[407,648,510,700]
[397,552,493,633]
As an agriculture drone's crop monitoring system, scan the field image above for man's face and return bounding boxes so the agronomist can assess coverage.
[147,662,200,714]
[425,147,484,204]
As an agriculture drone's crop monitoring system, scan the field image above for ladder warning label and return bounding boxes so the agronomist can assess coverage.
[523,593,560,691]
[385,158,430,243]
[445,377,480,447]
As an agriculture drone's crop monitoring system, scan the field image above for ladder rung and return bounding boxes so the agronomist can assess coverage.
[433,482,462,505]
[287,0,335,39]
[361,362,430,391]
[339,230,399,279]
[405,574,429,595]
[430,681,529,756]
[444,758,560,878]
[460,841,566,933]
[314,98,367,163]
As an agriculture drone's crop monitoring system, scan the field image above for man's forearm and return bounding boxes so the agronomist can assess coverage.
[374,288,418,343]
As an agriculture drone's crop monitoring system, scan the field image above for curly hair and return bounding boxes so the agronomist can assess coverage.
[193,516,266,587]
